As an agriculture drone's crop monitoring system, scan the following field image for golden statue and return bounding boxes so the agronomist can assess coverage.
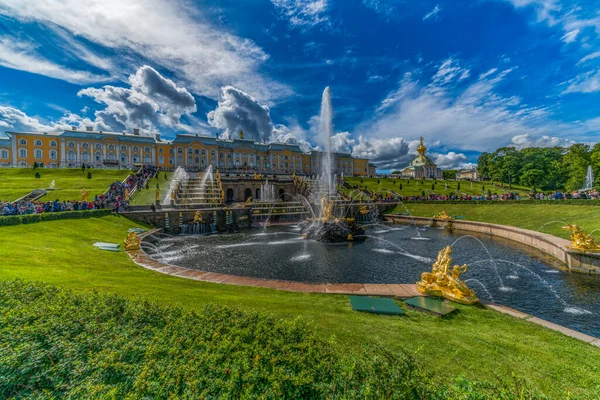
[170,190,175,201]
[321,195,334,221]
[245,197,253,205]
[80,188,88,201]
[416,246,479,305]
[433,211,453,220]
[124,231,141,251]
[193,211,204,223]
[124,188,130,201]
[239,130,244,139]
[155,188,160,201]
[359,205,369,215]
[563,224,600,252]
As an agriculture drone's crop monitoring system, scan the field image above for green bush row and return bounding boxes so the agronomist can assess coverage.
[401,200,600,206]
[0,280,546,399]
[0,209,112,226]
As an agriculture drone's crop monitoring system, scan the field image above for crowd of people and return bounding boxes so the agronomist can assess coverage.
[1,165,157,216]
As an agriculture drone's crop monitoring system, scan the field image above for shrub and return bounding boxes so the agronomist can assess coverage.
[0,280,545,399]
[0,209,112,226]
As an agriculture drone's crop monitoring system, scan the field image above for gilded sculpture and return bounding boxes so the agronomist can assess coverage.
[80,188,88,201]
[193,211,204,223]
[416,246,479,305]
[359,205,369,215]
[321,195,334,221]
[124,231,141,251]
[433,211,453,220]
[563,224,600,252]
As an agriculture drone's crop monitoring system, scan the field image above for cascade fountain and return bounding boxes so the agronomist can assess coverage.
[163,166,189,205]
[260,179,276,201]
[581,165,594,191]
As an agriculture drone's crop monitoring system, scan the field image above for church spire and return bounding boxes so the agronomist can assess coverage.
[417,137,427,156]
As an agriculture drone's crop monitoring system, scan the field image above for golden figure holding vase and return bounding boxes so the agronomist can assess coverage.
[563,224,600,252]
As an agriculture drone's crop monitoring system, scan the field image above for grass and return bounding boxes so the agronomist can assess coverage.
[387,203,600,240]
[344,177,530,198]
[130,171,174,205]
[1,215,599,397]
[0,168,131,202]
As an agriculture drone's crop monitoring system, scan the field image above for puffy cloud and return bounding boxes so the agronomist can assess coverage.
[271,123,315,153]
[271,0,329,28]
[351,136,416,170]
[330,131,355,153]
[0,0,287,101]
[207,86,273,142]
[0,105,106,133]
[432,151,468,169]
[511,134,575,148]
[78,65,198,134]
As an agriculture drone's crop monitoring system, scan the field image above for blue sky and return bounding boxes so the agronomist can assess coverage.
[1,0,600,170]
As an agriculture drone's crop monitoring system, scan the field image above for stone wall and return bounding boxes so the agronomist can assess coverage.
[386,215,600,274]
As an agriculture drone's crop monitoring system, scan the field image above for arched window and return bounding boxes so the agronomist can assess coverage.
[34,149,43,159]
[108,153,115,161]
[121,145,127,152]
[96,152,102,162]
[82,151,90,162]
[177,148,182,154]
[194,149,199,155]
[19,148,27,158]
[169,148,174,154]
[133,146,138,152]
[0,150,8,159]
[120,154,127,163]
[158,155,164,164]
[50,141,57,147]
[227,153,232,159]
[95,143,102,149]
[145,146,150,153]
[34,139,42,146]
[211,150,215,156]
[132,154,139,163]
[49,150,57,160]
[19,139,27,145]
[195,156,200,164]
[202,149,206,155]
[68,151,76,161]
[108,144,115,151]
[169,156,174,164]
[144,154,151,163]
[82,142,89,149]
[187,155,192,164]
[159,148,164,153]
[177,155,182,164]
[68,141,75,148]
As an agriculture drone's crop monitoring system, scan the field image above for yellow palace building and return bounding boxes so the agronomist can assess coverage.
[1,127,373,176]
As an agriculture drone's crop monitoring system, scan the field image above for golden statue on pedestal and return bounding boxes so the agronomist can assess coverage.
[155,188,160,201]
[359,205,369,215]
[563,224,600,252]
[80,188,88,201]
[215,170,221,181]
[193,211,204,223]
[245,197,253,205]
[433,211,453,220]
[124,188,130,201]
[124,231,141,251]
[321,195,334,222]
[416,246,479,305]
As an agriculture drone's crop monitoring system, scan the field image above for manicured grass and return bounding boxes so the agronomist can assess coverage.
[344,177,530,198]
[388,203,600,240]
[0,168,131,202]
[130,171,174,205]
[1,216,599,397]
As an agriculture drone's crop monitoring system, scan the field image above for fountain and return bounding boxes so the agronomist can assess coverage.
[581,165,594,191]
[163,166,189,206]
[299,195,365,243]
[260,179,276,201]
[563,224,600,252]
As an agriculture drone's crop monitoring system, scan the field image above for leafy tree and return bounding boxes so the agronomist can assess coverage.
[33,162,38,170]
[443,170,457,180]
[562,144,591,191]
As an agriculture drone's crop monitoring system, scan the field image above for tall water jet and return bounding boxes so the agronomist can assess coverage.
[319,87,334,198]
[163,166,189,205]
[581,165,594,191]
[198,165,213,198]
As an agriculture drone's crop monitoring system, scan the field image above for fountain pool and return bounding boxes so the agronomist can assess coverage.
[143,224,600,337]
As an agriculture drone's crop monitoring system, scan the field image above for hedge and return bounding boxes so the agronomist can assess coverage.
[0,209,112,226]
[0,280,544,399]
[400,200,600,206]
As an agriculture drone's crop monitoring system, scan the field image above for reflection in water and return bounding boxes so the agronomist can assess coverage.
[145,225,600,337]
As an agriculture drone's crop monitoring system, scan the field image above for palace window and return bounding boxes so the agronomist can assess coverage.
[34,149,43,159]
[202,149,206,155]
[95,143,102,149]
[177,148,183,154]
[187,156,192,164]
[177,155,183,164]
[68,142,75,148]
[210,150,215,156]
[195,156,200,164]
[121,145,127,152]
[132,154,139,163]
[227,153,232,159]
[133,146,138,152]
[121,154,127,163]
[188,148,192,154]
[96,152,102,162]
[144,154,151,163]
[169,148,174,154]
[219,153,223,158]
[19,139,27,145]
[82,151,90,162]
[169,156,174,164]
[67,151,76,161]
[159,148,164,153]
[145,146,151,153]
[108,153,115,161]
[0,150,8,159]
[194,149,199,155]
[82,143,89,149]
[34,140,42,146]
[50,141,57,147]
[19,148,27,158]
[158,155,164,164]
[108,144,115,151]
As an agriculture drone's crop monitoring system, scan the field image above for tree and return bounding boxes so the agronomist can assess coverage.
[443,170,457,180]
[457,182,460,191]
[520,169,544,188]
[87,172,92,179]
[399,183,402,190]
[431,183,435,190]
[562,144,591,191]
[35,171,40,179]
[33,162,38,170]
[82,163,86,174]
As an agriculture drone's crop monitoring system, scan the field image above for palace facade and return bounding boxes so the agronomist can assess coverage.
[1,128,374,176]
[400,137,443,179]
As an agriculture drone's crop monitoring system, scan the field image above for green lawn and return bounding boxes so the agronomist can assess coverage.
[130,171,174,205]
[387,203,600,240]
[344,177,530,198]
[0,168,131,202]
[1,215,599,397]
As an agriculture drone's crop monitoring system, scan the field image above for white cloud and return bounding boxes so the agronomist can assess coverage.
[0,0,287,101]
[78,65,199,134]
[563,70,600,93]
[207,86,273,142]
[0,37,110,84]
[271,0,329,28]
[351,136,416,170]
[423,5,441,21]
[561,28,580,43]
[330,131,355,153]
[432,151,468,169]
[271,123,315,153]
[479,68,498,80]
[0,105,103,133]
[511,133,575,148]
[577,50,600,65]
